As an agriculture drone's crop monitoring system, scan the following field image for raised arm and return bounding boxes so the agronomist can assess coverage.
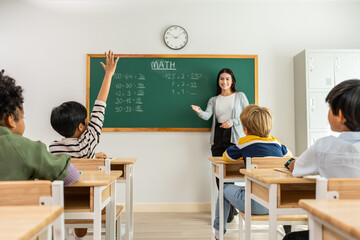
[97,50,119,102]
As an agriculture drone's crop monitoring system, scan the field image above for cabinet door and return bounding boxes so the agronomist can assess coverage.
[308,92,330,130]
[334,52,360,85]
[307,53,334,89]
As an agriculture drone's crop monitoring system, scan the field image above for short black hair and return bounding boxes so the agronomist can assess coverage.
[216,68,238,95]
[50,101,87,137]
[0,70,24,122]
[325,79,360,131]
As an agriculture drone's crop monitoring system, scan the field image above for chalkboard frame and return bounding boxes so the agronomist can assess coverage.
[86,54,258,132]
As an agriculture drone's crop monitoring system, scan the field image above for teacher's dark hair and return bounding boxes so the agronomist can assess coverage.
[325,79,360,131]
[216,68,237,95]
[0,70,24,121]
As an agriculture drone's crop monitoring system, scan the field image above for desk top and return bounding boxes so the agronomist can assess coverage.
[300,199,360,239]
[111,157,138,164]
[239,169,316,184]
[208,157,244,165]
[69,171,122,187]
[0,205,63,240]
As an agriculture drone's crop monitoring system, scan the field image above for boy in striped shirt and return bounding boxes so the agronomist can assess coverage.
[49,50,118,159]
[49,50,119,240]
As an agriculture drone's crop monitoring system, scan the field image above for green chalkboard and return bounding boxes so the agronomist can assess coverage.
[86,54,258,131]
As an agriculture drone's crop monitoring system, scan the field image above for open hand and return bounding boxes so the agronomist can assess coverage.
[191,105,201,113]
[100,50,119,76]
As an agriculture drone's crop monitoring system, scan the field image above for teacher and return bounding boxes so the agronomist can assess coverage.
[191,68,249,222]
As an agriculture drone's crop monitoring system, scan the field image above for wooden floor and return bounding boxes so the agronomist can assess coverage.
[68,212,297,240]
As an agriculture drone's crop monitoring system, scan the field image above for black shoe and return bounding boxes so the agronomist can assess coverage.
[227,205,236,223]
[283,225,292,234]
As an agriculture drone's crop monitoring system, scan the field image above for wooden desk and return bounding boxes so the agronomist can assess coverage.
[208,157,245,240]
[240,169,316,240]
[65,171,122,240]
[300,199,360,240]
[0,205,63,240]
[111,157,137,240]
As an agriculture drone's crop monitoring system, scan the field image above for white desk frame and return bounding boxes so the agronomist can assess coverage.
[210,161,244,240]
[65,179,117,240]
[115,162,134,240]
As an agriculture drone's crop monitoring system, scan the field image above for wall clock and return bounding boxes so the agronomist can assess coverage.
[164,25,188,50]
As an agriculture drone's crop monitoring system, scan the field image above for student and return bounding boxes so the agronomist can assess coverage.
[213,104,292,239]
[49,50,119,159]
[283,79,360,240]
[0,70,79,186]
[191,68,249,222]
[49,50,119,240]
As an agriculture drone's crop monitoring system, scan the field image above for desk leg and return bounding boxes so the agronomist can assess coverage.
[38,225,52,240]
[126,164,134,240]
[309,215,322,240]
[268,184,277,240]
[219,164,224,240]
[110,181,117,240]
[130,164,134,240]
[106,204,111,240]
[245,177,251,240]
[210,163,216,240]
[53,212,65,240]
[94,187,102,240]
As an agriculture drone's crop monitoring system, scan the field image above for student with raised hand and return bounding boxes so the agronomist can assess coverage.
[191,68,249,222]
[283,79,360,240]
[213,104,292,239]
[0,70,79,186]
[48,50,119,240]
[49,50,119,159]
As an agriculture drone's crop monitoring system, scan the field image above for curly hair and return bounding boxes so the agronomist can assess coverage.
[0,70,24,121]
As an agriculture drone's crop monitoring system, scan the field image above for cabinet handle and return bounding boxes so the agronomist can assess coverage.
[309,57,314,71]
[335,57,340,70]
[310,97,315,108]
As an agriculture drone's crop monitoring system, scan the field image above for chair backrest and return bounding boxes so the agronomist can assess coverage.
[71,158,111,171]
[316,177,360,200]
[0,180,63,206]
[245,157,293,169]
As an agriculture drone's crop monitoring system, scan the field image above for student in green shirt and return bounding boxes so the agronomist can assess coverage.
[0,70,79,185]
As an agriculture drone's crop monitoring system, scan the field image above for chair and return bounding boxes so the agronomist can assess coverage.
[66,158,123,240]
[239,157,308,239]
[0,180,64,240]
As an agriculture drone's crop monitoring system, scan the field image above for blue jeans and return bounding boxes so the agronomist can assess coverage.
[213,184,269,231]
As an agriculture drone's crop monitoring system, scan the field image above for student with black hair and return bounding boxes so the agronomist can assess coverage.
[49,50,119,240]
[0,70,79,186]
[283,79,360,240]
[49,50,119,159]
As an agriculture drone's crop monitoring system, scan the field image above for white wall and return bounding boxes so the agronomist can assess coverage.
[1,0,360,205]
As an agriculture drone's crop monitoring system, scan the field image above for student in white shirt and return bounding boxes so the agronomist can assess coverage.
[284,79,360,240]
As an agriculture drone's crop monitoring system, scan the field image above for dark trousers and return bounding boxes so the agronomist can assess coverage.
[211,122,237,222]
[283,230,309,240]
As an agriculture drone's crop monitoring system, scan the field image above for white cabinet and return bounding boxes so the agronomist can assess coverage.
[294,49,360,155]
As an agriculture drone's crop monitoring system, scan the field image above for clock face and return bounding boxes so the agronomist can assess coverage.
[164,25,188,50]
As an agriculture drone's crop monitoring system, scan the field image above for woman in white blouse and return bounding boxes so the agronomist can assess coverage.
[191,68,249,222]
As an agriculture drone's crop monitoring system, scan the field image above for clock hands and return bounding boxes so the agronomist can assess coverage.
[167,32,185,39]
[175,32,184,38]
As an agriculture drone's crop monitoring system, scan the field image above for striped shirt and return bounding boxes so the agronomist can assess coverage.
[49,100,106,159]
[223,135,292,164]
